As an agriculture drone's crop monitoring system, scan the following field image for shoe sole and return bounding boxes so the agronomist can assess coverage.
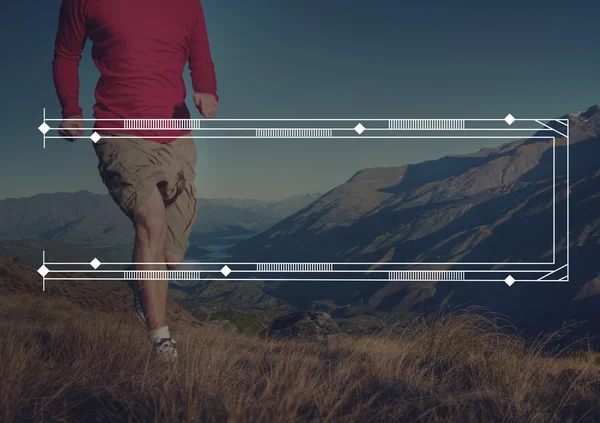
[127,280,147,326]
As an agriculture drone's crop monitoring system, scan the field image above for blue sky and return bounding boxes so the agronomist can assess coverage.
[0,0,598,201]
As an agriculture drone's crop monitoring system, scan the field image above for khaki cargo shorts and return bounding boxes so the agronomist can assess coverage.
[93,133,197,257]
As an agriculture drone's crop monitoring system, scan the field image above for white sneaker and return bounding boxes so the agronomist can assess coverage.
[152,338,178,363]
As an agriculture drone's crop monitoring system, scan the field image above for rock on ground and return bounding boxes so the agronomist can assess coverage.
[260,311,343,343]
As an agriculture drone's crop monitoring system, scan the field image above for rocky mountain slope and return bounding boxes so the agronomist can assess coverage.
[228,105,600,335]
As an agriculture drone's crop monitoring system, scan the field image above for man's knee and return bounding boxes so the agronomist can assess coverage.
[134,190,167,243]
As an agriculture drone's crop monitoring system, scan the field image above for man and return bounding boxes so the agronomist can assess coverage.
[53,0,218,362]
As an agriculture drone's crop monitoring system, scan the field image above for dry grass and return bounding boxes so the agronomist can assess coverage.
[1,296,600,423]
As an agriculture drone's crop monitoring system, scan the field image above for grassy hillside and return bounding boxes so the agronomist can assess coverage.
[1,260,600,422]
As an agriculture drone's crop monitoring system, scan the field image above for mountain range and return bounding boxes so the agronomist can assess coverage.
[226,105,600,337]
[0,192,321,265]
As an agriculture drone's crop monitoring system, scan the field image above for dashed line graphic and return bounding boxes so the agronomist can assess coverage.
[388,270,466,281]
[388,119,465,130]
[257,263,334,272]
[256,129,333,138]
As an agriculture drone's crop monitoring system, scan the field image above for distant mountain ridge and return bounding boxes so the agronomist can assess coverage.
[198,193,322,219]
[0,191,321,263]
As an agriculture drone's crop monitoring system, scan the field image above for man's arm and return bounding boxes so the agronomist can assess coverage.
[189,0,218,118]
[53,0,87,120]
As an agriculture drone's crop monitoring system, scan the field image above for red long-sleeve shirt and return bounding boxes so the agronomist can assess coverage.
[53,0,218,143]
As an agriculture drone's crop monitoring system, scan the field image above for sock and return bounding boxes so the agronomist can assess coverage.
[149,326,170,344]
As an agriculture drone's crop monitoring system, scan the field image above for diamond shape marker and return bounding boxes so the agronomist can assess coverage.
[90,258,101,269]
[90,132,101,143]
[220,265,232,277]
[504,275,516,286]
[37,265,49,277]
[354,123,365,135]
[38,123,50,134]
[504,114,515,125]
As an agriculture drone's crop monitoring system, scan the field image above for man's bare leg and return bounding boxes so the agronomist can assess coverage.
[133,187,169,331]
[128,186,188,363]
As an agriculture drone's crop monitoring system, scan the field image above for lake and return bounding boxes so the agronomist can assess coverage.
[185,233,255,262]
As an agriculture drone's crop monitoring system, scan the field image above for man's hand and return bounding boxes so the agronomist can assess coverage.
[58,115,84,142]
[193,93,218,118]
